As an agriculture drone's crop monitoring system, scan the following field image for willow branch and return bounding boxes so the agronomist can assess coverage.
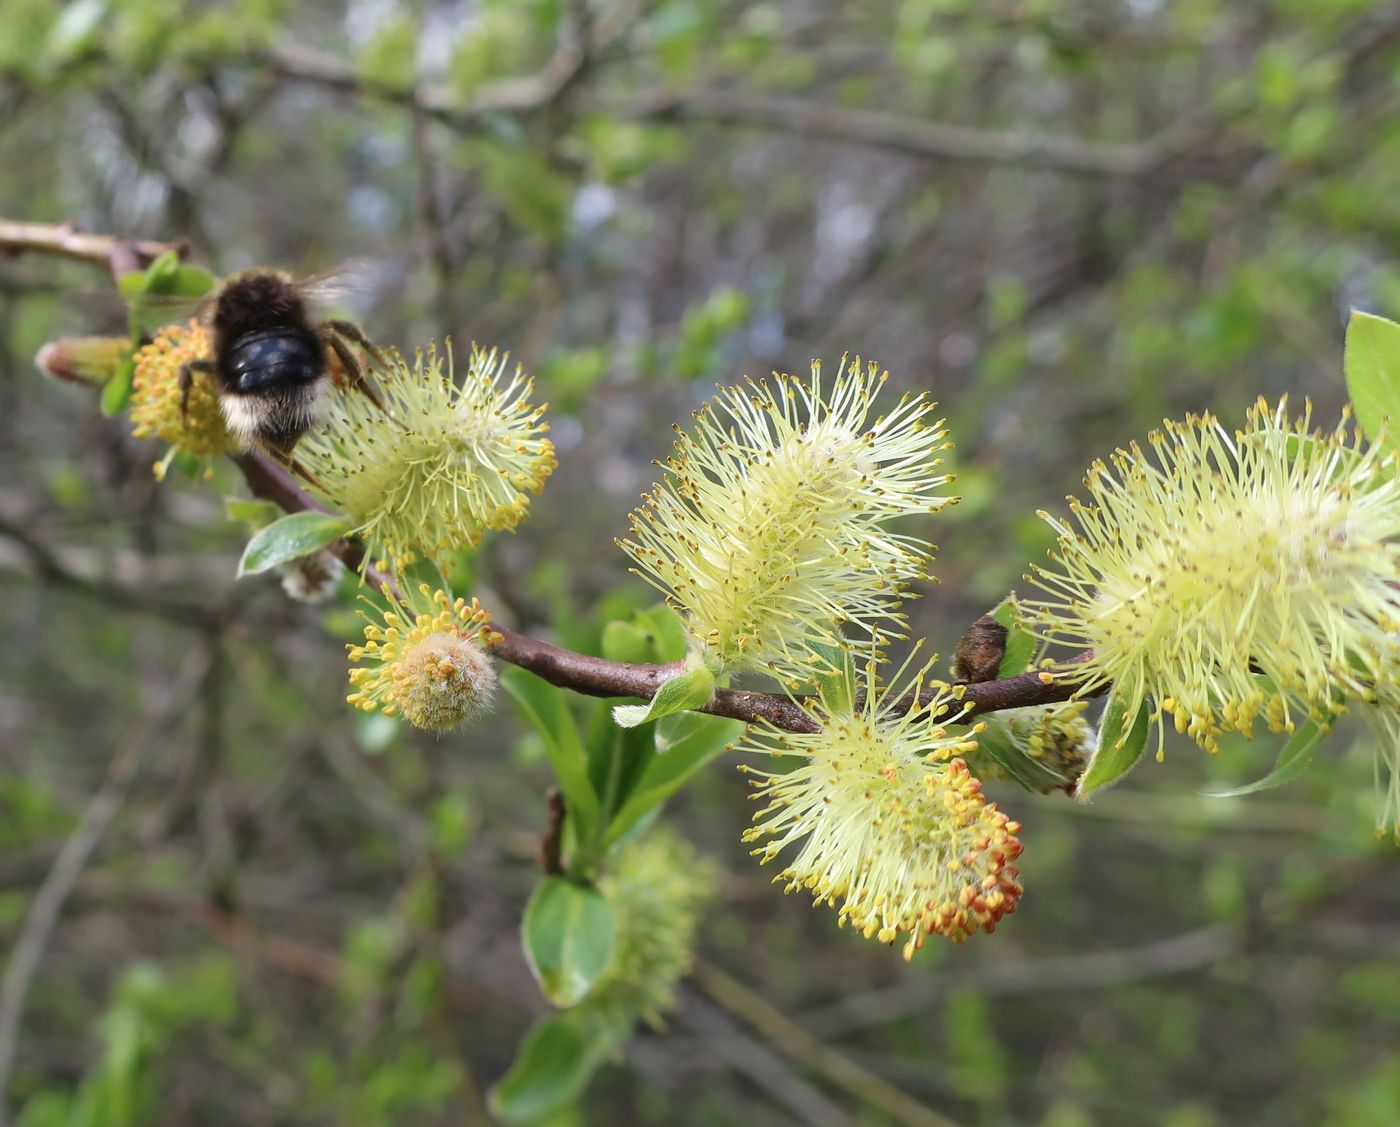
[12,210,1098,732]
[0,219,185,277]
[229,451,1095,731]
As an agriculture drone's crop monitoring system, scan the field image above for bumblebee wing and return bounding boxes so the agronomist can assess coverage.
[296,258,385,315]
[125,291,210,333]
[49,288,134,335]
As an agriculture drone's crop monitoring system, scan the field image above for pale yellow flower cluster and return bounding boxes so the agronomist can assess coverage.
[300,342,556,569]
[738,655,1022,957]
[619,357,955,681]
[348,583,497,731]
[1026,399,1400,834]
[130,321,233,468]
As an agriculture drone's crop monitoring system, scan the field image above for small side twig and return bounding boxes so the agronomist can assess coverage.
[538,789,565,876]
[692,962,965,1127]
[0,219,184,273]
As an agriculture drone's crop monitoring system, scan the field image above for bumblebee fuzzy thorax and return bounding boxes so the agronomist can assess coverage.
[207,270,310,343]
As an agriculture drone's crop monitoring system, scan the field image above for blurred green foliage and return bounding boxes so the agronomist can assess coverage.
[2,0,1400,1123]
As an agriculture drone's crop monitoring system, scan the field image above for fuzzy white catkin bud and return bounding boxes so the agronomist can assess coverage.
[280,551,345,604]
[392,632,497,731]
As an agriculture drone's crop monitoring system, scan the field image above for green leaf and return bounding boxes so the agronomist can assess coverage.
[585,699,654,829]
[521,877,615,1007]
[1076,690,1150,798]
[236,512,353,577]
[1203,717,1331,798]
[634,604,689,662]
[488,1012,607,1125]
[120,255,215,336]
[223,496,282,527]
[603,713,741,848]
[612,662,714,728]
[354,13,419,90]
[170,264,216,298]
[142,250,182,293]
[169,449,202,479]
[974,720,1073,794]
[99,356,135,417]
[806,641,856,716]
[116,271,148,300]
[503,672,599,848]
[1344,310,1400,446]
[600,620,653,665]
[989,595,1036,678]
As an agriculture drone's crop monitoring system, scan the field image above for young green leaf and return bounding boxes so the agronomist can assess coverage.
[586,699,654,829]
[99,357,136,417]
[634,604,689,662]
[989,595,1036,678]
[170,264,216,298]
[1344,310,1400,446]
[600,619,654,666]
[236,511,352,577]
[503,672,600,849]
[488,1012,607,1125]
[143,250,182,292]
[974,720,1074,794]
[1202,718,1330,798]
[223,496,283,526]
[603,713,741,848]
[1076,689,1150,799]
[809,641,856,716]
[612,663,714,728]
[116,270,147,301]
[521,877,616,1007]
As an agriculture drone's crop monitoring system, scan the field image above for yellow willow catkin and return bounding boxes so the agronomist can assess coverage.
[299,342,555,569]
[737,649,1022,957]
[619,357,955,681]
[1023,398,1400,833]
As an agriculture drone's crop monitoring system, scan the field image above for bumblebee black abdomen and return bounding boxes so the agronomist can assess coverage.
[226,329,323,393]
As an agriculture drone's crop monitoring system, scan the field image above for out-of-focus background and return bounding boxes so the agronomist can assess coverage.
[2,2,1400,1124]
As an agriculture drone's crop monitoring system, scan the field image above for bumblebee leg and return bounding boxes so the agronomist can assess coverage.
[323,319,390,371]
[283,453,329,493]
[177,358,215,421]
[318,325,389,416]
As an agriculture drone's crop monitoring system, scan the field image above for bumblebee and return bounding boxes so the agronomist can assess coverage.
[178,268,386,454]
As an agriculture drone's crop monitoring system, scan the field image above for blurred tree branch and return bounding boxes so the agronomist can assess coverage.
[619,89,1193,177]
[251,0,642,127]
[693,962,965,1127]
[0,506,232,629]
[0,220,185,278]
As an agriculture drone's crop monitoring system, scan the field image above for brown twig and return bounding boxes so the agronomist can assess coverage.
[538,789,566,876]
[10,217,1099,733]
[229,448,1097,731]
[0,219,185,275]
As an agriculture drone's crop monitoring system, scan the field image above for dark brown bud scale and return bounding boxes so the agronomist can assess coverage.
[952,615,1008,684]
